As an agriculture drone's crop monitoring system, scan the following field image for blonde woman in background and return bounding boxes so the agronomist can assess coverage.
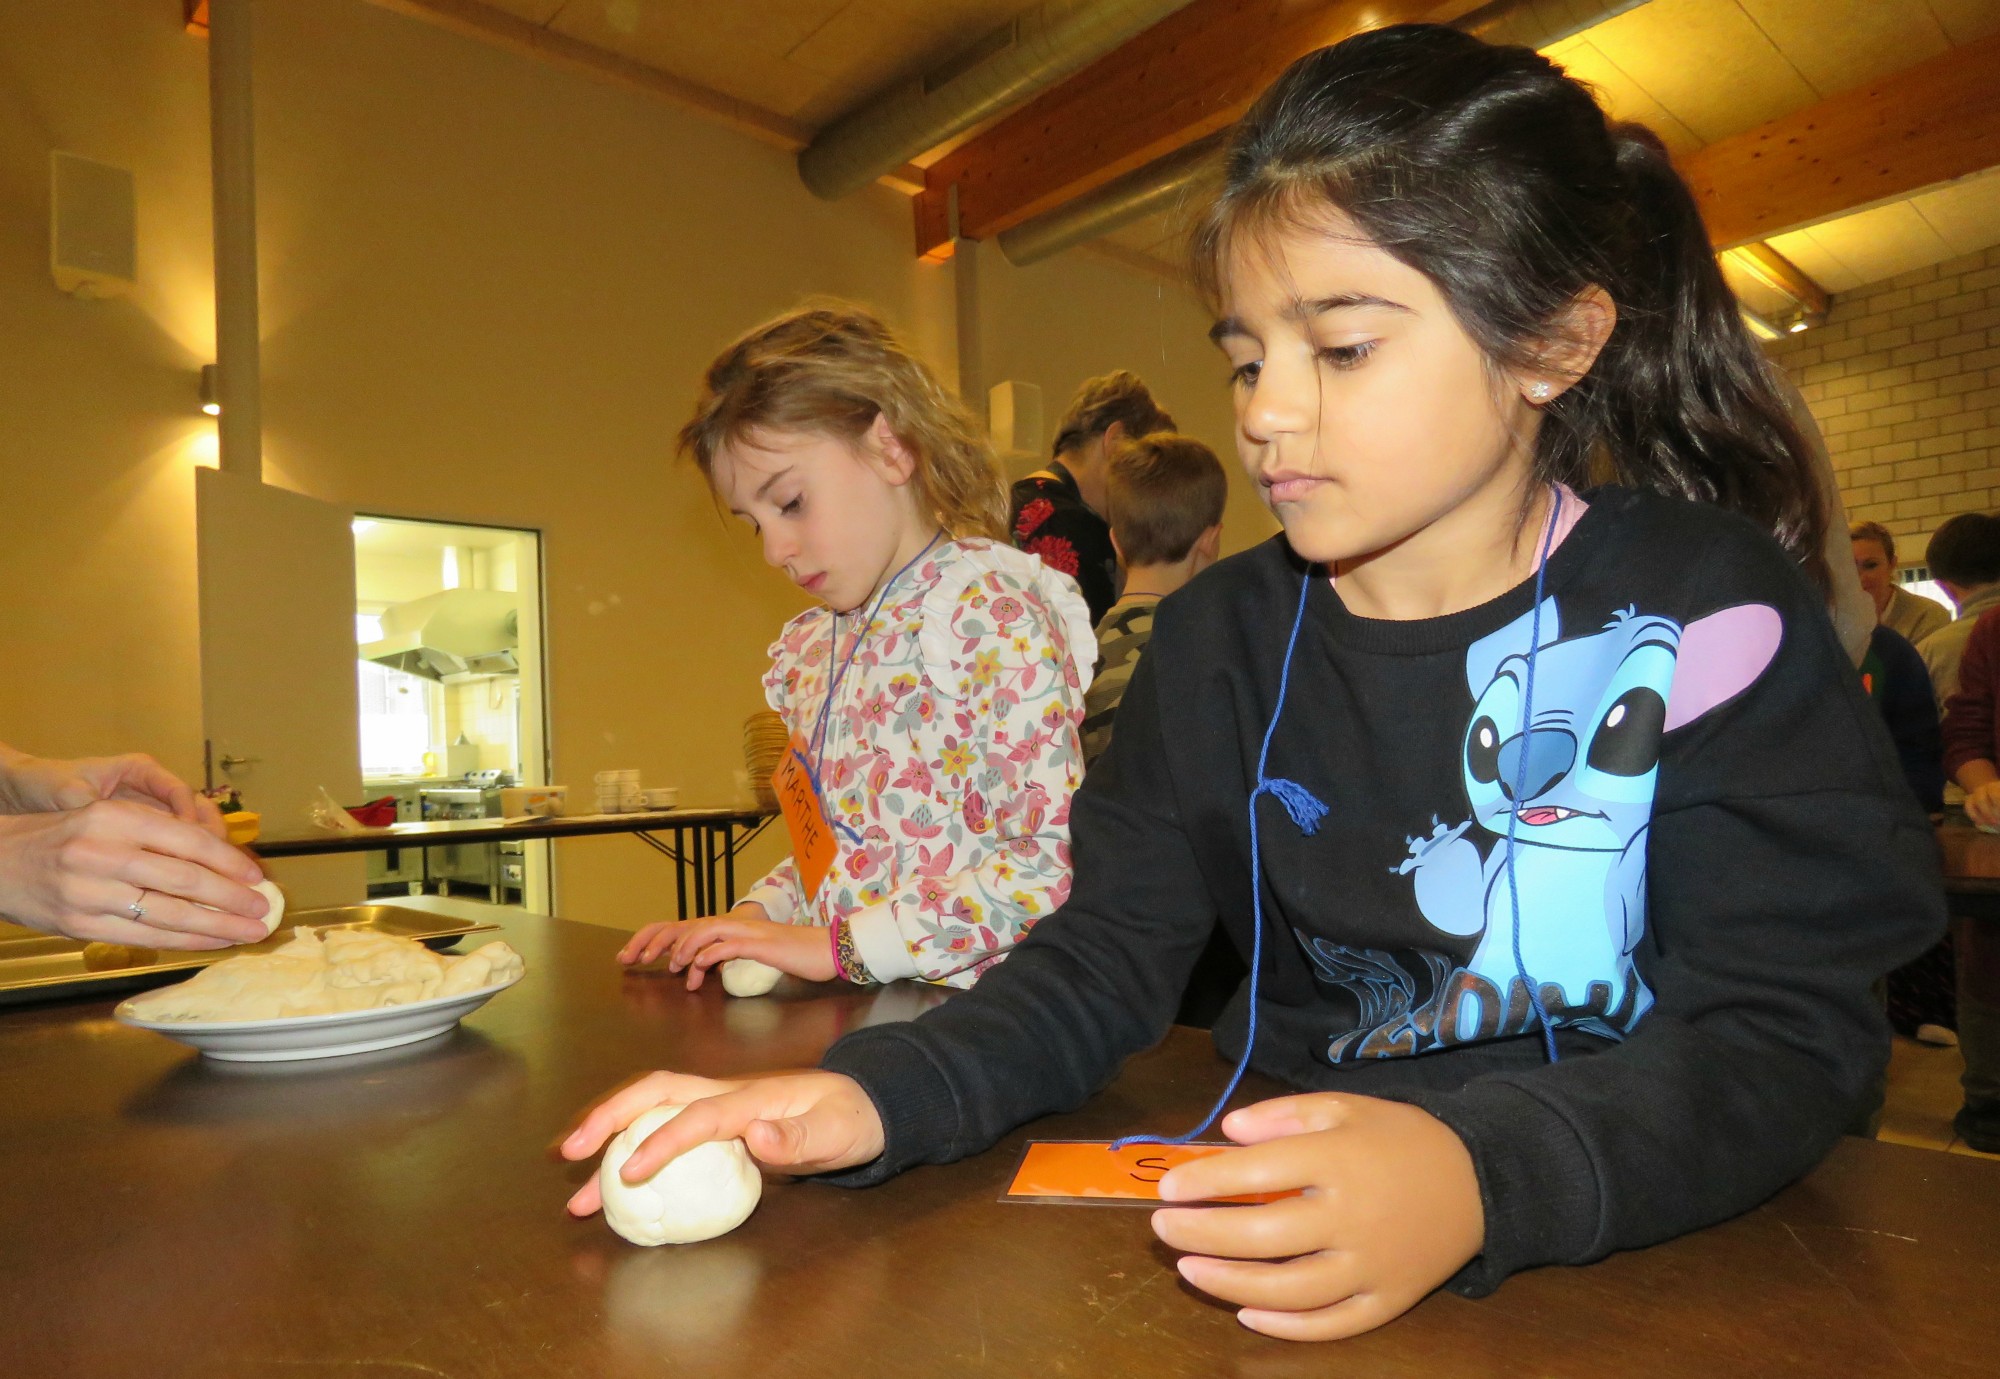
[1852,519,1950,646]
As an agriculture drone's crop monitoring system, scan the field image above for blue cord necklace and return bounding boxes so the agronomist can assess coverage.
[1114,487,1565,1149]
[797,529,944,847]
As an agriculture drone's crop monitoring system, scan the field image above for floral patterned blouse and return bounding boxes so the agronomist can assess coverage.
[740,538,1097,987]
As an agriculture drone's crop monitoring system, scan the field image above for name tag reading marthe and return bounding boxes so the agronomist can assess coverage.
[773,733,837,902]
[1003,1141,1298,1206]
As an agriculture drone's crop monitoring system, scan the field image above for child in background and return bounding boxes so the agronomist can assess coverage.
[571,27,1941,1339]
[616,305,1096,989]
[1080,432,1228,765]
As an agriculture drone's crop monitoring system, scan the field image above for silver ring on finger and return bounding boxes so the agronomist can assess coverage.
[128,888,150,921]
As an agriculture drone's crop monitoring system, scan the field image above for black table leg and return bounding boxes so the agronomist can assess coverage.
[673,824,689,921]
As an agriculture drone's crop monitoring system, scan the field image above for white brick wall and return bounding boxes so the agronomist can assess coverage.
[1765,245,2000,563]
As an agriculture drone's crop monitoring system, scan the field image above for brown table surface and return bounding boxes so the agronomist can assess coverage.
[3,905,1995,1379]
[1938,817,2000,892]
[253,806,775,858]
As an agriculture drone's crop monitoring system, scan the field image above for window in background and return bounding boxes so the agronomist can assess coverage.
[357,659,439,777]
[1899,566,1957,614]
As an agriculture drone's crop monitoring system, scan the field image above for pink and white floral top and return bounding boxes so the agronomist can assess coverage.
[739,538,1097,987]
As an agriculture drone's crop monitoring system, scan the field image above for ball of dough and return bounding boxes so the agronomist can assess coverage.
[719,958,781,998]
[251,879,287,937]
[598,1104,762,1247]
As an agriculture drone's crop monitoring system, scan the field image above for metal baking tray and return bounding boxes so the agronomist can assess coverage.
[0,905,501,1008]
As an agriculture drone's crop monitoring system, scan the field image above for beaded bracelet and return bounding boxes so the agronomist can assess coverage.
[829,917,876,986]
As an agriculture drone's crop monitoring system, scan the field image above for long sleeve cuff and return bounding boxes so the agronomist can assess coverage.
[739,882,799,927]
[816,1025,964,1187]
[846,900,920,983]
[1400,1079,1601,1296]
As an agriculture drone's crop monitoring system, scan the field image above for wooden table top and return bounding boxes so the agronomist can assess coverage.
[1937,818,2000,891]
[3,907,1994,1378]
[254,806,775,857]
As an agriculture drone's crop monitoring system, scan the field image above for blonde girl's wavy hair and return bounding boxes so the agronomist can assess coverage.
[679,303,1009,542]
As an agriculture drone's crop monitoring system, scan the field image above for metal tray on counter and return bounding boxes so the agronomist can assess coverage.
[0,905,501,1008]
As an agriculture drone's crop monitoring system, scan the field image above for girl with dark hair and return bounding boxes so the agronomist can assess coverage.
[563,26,1940,1339]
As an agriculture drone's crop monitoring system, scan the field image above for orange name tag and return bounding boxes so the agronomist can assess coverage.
[773,733,837,902]
[1004,1141,1297,1206]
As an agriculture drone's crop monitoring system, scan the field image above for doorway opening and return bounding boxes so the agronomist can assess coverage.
[352,516,552,915]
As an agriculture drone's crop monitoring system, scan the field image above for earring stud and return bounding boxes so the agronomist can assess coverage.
[1528,381,1554,401]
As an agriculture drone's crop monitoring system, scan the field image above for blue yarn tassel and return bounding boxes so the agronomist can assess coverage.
[1114,565,1323,1151]
[1261,777,1328,835]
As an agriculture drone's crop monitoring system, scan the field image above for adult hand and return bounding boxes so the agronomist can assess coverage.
[1966,780,2000,829]
[617,904,840,989]
[0,800,269,948]
[560,1069,886,1217]
[0,747,224,836]
[1149,1093,1484,1341]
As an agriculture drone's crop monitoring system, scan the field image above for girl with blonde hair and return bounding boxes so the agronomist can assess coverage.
[618,303,1096,990]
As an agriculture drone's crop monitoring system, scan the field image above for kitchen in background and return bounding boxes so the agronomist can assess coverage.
[353,517,551,914]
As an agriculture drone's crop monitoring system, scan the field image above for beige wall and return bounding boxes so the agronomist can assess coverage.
[1765,246,2000,562]
[0,0,1260,930]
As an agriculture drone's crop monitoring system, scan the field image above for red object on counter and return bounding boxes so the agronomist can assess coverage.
[346,796,398,828]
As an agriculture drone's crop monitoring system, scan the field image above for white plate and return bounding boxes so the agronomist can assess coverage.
[113,972,524,1063]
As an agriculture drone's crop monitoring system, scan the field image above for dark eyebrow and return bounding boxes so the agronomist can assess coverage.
[726,465,795,518]
[1210,293,1414,344]
[1291,293,1414,320]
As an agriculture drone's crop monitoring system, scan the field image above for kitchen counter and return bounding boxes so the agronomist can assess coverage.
[2,903,1995,1378]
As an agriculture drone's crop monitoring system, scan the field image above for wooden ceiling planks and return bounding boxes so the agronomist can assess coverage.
[1683,30,2000,250]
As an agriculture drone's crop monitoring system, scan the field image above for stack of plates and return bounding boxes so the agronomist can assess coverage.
[742,711,787,810]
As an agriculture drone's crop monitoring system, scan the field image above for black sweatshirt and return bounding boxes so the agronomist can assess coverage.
[820,487,1945,1293]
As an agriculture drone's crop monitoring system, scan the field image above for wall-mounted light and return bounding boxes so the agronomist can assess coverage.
[199,363,220,415]
[1787,315,1810,334]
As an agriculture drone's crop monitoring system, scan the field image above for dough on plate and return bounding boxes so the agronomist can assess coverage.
[120,927,524,1023]
[719,958,781,998]
[598,1104,762,1247]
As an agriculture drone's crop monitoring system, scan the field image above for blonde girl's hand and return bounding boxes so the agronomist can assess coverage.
[617,902,771,967]
[664,912,838,989]
[559,1069,886,1217]
[1965,780,2000,829]
[1148,1093,1485,1342]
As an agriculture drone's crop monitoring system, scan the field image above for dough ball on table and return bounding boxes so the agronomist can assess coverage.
[251,879,286,936]
[719,958,781,998]
[598,1104,762,1247]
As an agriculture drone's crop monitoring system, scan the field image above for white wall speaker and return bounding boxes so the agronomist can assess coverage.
[988,379,1044,479]
[50,152,136,298]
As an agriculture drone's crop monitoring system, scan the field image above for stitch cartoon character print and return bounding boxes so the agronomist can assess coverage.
[1305,597,1782,1061]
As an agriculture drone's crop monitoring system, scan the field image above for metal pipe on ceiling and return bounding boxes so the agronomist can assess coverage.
[995,0,1653,267]
[797,0,1193,202]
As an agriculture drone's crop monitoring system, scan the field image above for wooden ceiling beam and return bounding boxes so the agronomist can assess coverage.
[1684,31,2000,250]
[912,0,1487,259]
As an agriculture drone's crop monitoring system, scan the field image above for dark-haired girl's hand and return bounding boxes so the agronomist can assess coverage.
[560,1069,885,1218]
[1149,1093,1484,1341]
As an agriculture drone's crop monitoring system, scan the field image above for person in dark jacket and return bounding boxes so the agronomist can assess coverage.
[1009,371,1175,624]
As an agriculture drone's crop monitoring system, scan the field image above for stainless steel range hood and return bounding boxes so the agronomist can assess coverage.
[360,589,519,681]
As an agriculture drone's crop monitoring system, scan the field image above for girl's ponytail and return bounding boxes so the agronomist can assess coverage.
[1591,125,1830,593]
